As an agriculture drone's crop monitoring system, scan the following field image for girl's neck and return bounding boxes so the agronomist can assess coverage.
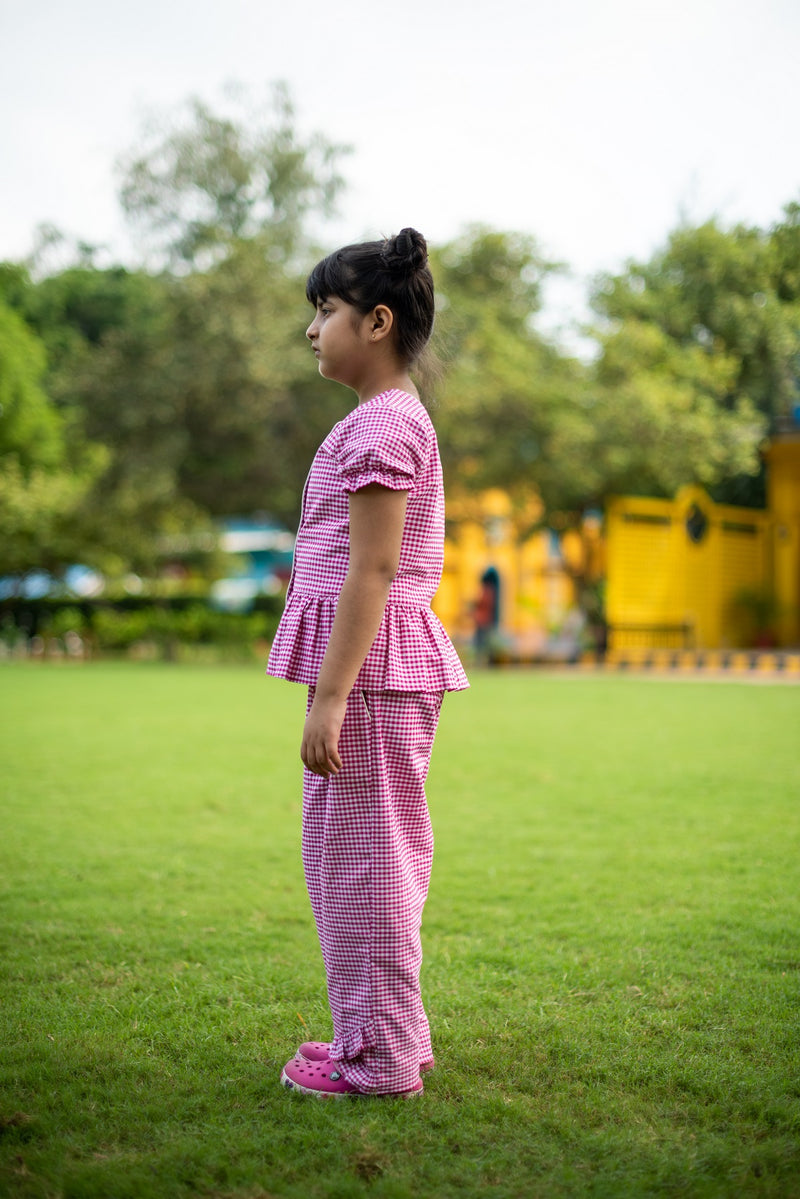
[355,368,418,406]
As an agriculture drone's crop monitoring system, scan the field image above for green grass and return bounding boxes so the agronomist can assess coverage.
[1,662,799,1198]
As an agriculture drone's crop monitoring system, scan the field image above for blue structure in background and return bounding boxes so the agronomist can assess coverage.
[210,517,295,611]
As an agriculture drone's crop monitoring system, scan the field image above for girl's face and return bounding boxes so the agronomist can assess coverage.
[306,297,372,389]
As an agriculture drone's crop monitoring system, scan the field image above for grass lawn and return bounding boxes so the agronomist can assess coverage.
[1,662,799,1198]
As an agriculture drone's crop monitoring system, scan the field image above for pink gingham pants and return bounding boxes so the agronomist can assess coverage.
[302,687,443,1094]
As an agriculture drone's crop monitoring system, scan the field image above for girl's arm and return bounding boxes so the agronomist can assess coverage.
[301,483,408,778]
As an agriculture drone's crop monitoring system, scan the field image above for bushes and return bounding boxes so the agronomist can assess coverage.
[0,597,282,660]
[91,604,276,655]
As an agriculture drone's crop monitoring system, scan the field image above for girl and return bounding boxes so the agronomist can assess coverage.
[267,227,468,1098]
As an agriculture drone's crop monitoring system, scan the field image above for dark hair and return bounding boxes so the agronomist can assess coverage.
[306,227,435,367]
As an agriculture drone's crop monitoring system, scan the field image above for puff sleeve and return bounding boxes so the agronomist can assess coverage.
[332,404,432,493]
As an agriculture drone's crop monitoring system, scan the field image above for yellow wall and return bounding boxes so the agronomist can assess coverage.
[606,486,772,649]
[764,435,800,645]
[432,489,588,650]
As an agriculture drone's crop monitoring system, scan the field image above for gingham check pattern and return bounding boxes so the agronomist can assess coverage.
[302,686,443,1094]
[267,389,469,693]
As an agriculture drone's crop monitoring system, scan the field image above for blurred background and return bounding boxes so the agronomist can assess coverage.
[1,0,799,665]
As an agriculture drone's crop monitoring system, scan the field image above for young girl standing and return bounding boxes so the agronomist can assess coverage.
[267,227,468,1098]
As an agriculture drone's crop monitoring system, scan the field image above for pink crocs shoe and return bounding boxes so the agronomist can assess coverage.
[281,1054,424,1098]
[297,1041,333,1062]
[297,1041,434,1074]
[281,1055,362,1097]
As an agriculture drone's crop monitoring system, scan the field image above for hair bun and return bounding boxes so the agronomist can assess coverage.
[381,227,428,273]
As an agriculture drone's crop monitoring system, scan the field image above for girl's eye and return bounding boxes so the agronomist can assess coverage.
[321,307,331,317]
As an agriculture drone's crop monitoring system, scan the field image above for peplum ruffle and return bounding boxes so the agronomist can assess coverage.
[267,592,469,692]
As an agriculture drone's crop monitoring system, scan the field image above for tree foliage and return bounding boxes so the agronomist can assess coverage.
[585,208,800,504]
[117,84,350,268]
[163,238,349,524]
[111,88,353,527]
[430,228,589,522]
[0,89,354,578]
[0,450,109,578]
[0,290,62,469]
[0,282,111,577]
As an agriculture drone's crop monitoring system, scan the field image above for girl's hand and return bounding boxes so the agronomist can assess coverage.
[301,694,347,778]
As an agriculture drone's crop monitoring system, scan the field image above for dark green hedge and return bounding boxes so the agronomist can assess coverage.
[0,595,283,652]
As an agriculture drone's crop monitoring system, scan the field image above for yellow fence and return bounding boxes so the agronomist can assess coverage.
[605,486,773,650]
[764,434,800,646]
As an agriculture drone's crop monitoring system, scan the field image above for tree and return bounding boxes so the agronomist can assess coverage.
[2,260,213,574]
[575,323,764,503]
[0,288,110,578]
[0,84,354,575]
[585,208,800,505]
[162,237,347,523]
[0,291,62,469]
[43,239,348,531]
[771,201,800,304]
[117,84,350,269]
[0,451,108,579]
[107,85,354,526]
[430,227,589,524]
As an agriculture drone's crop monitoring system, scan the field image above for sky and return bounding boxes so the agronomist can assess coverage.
[1,0,799,343]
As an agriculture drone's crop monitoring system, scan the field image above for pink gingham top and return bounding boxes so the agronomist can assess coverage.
[267,389,469,692]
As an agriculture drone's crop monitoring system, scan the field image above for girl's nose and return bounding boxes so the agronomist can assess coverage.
[306,319,317,340]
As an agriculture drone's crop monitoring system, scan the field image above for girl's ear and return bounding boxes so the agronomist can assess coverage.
[369,304,394,342]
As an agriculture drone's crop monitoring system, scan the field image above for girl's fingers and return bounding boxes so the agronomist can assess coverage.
[301,738,342,777]
[301,701,345,776]
[317,745,341,775]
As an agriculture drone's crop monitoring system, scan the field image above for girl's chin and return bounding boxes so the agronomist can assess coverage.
[319,365,349,387]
